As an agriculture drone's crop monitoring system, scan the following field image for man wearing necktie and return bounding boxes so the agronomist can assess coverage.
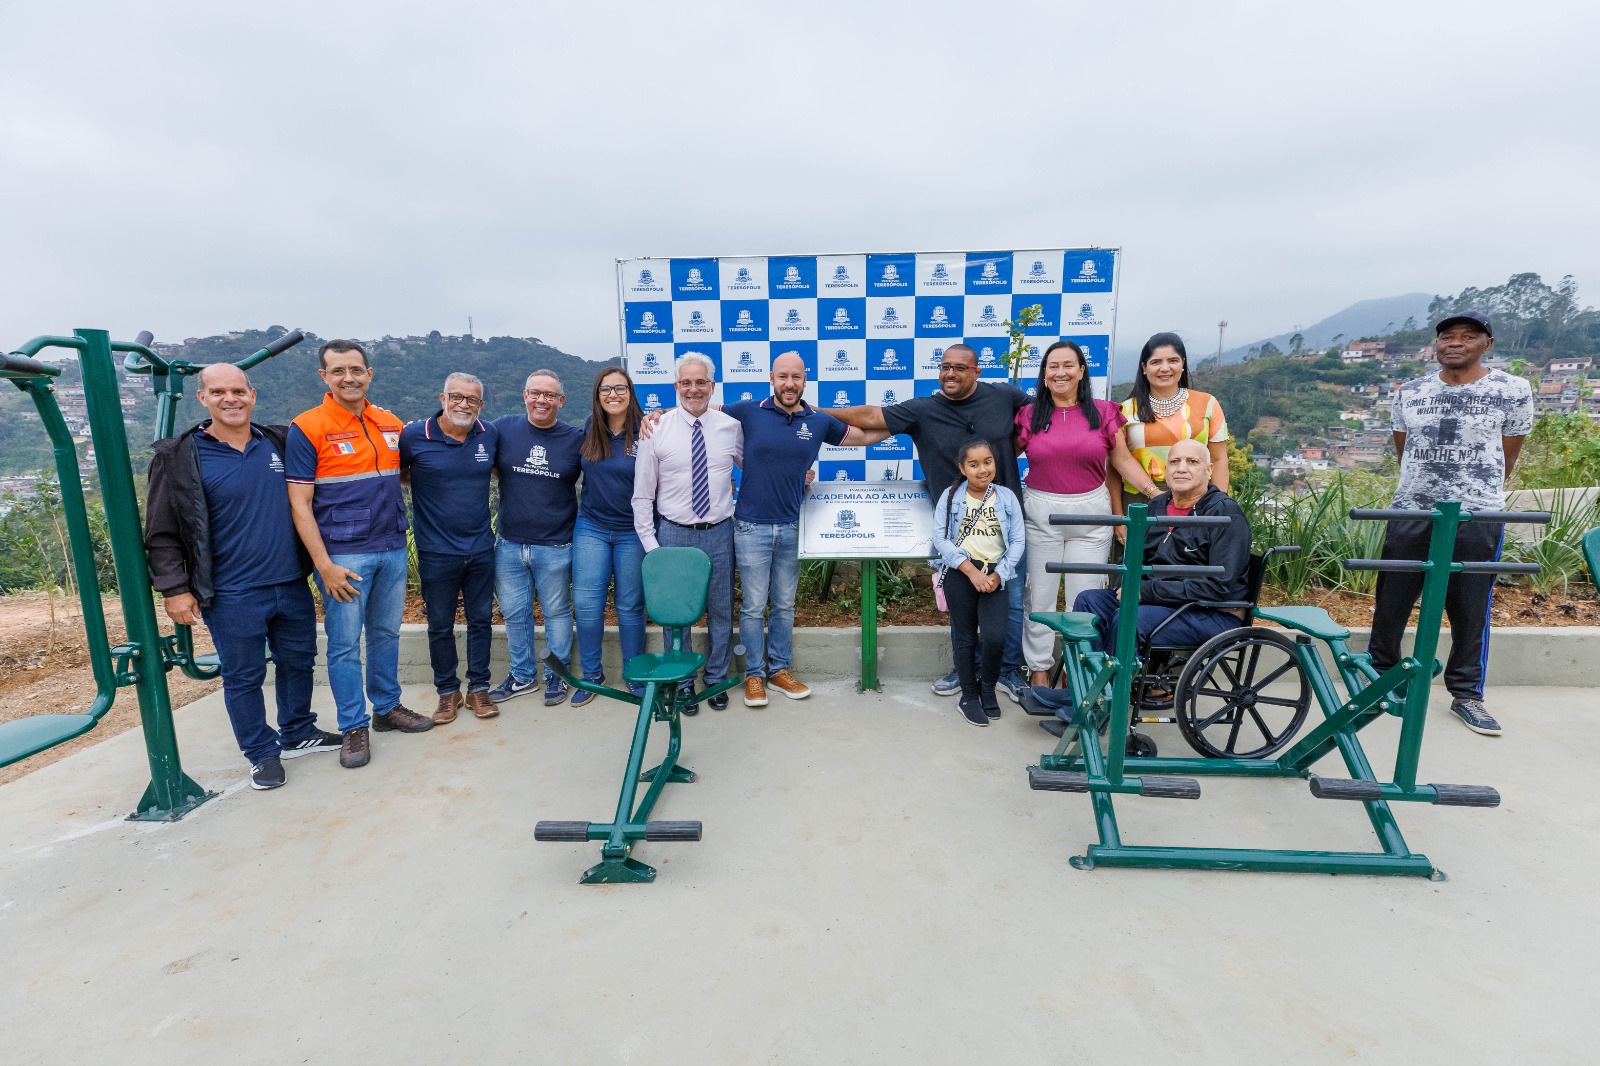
[632,352,744,713]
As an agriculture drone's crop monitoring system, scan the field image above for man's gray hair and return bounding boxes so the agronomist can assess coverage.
[675,351,716,381]
[442,371,484,399]
[524,369,564,396]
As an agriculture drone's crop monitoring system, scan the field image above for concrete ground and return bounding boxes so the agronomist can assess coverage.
[1,679,1595,1065]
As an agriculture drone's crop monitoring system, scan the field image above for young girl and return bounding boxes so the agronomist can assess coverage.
[932,439,1026,727]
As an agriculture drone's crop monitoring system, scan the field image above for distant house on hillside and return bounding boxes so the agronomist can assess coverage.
[1549,358,1591,375]
[1342,341,1388,363]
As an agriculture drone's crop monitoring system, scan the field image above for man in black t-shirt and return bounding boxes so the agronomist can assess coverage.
[833,343,1030,702]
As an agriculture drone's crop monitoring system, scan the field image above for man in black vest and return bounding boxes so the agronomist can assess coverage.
[145,364,340,790]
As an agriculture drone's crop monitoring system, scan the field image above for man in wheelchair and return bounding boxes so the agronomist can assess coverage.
[1076,438,1252,655]
[1024,438,1252,728]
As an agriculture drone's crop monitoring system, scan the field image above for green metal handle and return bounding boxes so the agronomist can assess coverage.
[168,625,222,681]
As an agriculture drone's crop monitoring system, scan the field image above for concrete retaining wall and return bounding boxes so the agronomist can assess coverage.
[321,624,1600,689]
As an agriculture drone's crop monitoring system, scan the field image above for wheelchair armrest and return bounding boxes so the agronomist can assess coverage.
[1193,600,1251,611]
[1141,603,1196,651]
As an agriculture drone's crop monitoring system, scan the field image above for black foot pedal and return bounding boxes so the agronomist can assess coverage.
[1028,768,1089,792]
[1309,777,1382,801]
[644,820,702,841]
[1139,776,1200,799]
[1429,783,1500,807]
[534,820,589,841]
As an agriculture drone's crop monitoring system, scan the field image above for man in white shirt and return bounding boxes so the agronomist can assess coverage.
[632,352,744,712]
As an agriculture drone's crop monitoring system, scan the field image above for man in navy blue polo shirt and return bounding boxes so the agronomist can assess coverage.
[490,369,585,706]
[401,372,500,725]
[145,364,340,791]
[723,351,889,707]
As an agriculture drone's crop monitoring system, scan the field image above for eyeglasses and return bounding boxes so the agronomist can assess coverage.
[444,393,482,407]
[938,363,978,373]
[597,384,631,396]
[523,389,561,401]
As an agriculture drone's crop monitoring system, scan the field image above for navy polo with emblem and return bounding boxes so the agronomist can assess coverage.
[724,398,848,524]
[577,419,639,534]
[492,415,585,545]
[197,424,304,593]
[399,413,498,555]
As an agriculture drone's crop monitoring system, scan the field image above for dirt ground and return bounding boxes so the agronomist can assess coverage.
[2,578,1595,786]
[0,591,221,786]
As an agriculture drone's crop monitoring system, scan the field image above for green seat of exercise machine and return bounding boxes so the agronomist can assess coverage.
[623,649,708,685]
[0,714,98,768]
[621,546,713,686]
[1252,605,1350,641]
[1030,611,1100,643]
[1583,527,1600,586]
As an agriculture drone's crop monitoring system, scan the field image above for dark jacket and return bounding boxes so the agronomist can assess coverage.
[1139,485,1252,608]
[144,423,310,608]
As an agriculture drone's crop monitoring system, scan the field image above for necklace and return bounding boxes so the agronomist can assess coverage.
[1149,388,1188,418]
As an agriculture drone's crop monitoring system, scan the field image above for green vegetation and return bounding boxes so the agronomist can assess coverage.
[1511,413,1600,489]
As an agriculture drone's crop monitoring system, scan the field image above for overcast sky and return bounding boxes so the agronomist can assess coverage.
[3,1,1596,379]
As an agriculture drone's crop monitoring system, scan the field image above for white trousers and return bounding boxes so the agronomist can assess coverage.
[1022,485,1114,672]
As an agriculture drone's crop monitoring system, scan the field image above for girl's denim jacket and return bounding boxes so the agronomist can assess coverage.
[931,482,1026,588]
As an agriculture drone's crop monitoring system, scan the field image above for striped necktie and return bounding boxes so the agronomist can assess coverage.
[690,418,710,518]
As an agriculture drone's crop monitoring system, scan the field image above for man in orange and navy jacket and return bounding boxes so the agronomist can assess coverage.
[286,339,434,770]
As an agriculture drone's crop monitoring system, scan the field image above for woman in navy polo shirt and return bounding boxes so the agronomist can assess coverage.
[572,367,648,705]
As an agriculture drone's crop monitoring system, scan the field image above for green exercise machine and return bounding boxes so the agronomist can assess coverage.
[535,546,747,884]
[0,328,302,819]
[1027,501,1547,879]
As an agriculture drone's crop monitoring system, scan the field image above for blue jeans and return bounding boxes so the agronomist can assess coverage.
[1073,587,1240,657]
[734,520,801,677]
[654,518,735,683]
[495,538,573,684]
[572,516,645,681]
[949,542,1026,678]
[417,548,495,694]
[202,579,320,764]
[315,547,408,732]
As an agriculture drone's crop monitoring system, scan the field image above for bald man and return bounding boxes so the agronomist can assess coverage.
[145,364,339,791]
[1072,438,1252,656]
[722,351,889,706]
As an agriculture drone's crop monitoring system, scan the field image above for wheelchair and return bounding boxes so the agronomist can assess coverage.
[1036,543,1312,761]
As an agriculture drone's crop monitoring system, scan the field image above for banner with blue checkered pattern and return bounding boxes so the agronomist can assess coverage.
[617,249,1119,482]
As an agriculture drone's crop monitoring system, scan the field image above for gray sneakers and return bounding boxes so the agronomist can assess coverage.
[1449,699,1502,736]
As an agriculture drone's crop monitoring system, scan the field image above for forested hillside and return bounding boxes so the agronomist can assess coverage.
[167,328,614,430]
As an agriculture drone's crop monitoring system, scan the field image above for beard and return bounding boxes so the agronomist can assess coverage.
[442,409,477,430]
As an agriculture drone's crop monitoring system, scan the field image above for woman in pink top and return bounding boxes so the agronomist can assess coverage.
[1015,340,1160,686]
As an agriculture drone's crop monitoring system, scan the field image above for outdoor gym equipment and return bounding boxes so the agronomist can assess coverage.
[1026,501,1546,878]
[535,546,746,884]
[0,328,303,820]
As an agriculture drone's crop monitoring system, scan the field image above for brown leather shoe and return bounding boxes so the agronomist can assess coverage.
[340,726,371,768]
[432,692,462,724]
[766,669,812,700]
[372,704,434,733]
[466,690,499,719]
[744,675,769,708]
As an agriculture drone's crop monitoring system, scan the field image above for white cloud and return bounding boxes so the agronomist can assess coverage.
[2,0,1596,381]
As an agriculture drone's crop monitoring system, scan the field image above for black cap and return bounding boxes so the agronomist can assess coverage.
[1435,311,1492,338]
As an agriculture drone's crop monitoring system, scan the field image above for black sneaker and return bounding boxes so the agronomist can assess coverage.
[708,692,729,711]
[981,690,1001,719]
[679,682,699,716]
[958,696,989,727]
[488,674,538,704]
[1450,698,1502,736]
[280,728,342,760]
[250,757,286,790]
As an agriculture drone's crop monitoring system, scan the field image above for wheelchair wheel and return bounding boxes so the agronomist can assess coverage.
[1126,731,1158,758]
[1175,627,1310,759]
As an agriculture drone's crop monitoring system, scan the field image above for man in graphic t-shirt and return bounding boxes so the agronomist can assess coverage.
[1370,311,1534,736]
[490,369,585,707]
